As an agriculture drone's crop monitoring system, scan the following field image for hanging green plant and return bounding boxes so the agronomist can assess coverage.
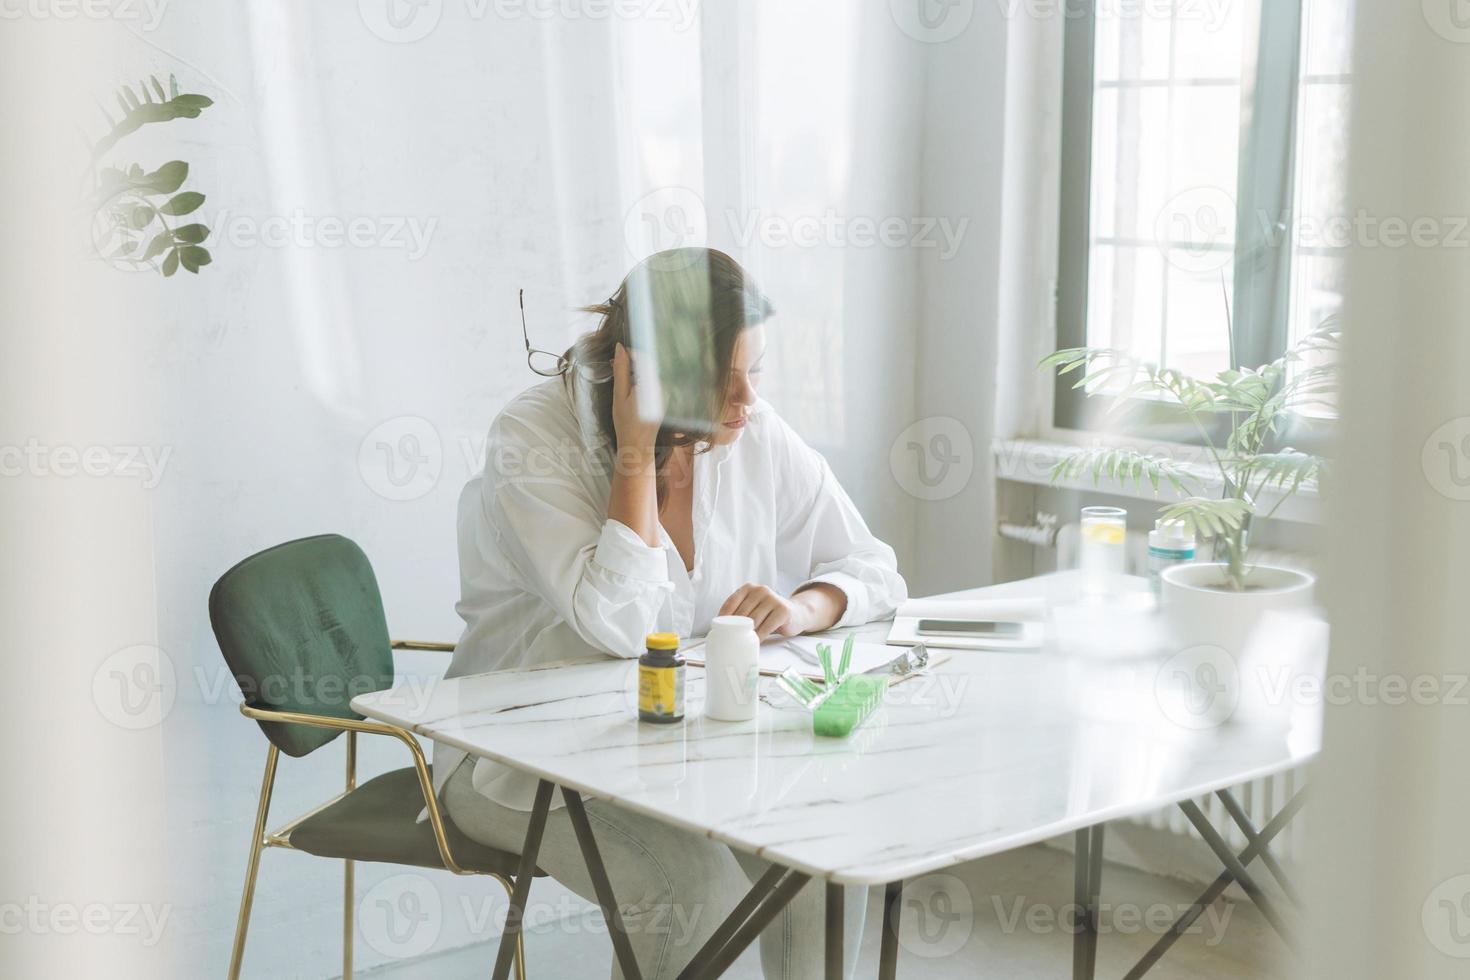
[88,73,215,277]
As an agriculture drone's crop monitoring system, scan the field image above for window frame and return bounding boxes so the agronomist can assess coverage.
[1052,0,1325,450]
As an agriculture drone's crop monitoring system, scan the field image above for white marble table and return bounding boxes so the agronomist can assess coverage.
[353,572,1321,978]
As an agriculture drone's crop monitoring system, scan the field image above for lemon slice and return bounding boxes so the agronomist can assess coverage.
[1081,523,1125,545]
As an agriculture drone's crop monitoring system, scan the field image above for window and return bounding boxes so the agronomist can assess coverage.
[1284,0,1354,417]
[1055,0,1353,432]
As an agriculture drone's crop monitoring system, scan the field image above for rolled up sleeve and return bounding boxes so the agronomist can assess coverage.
[593,518,670,584]
[799,569,873,630]
[485,429,673,659]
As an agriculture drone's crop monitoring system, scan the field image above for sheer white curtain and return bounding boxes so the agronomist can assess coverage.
[1306,5,1470,978]
[604,2,926,564]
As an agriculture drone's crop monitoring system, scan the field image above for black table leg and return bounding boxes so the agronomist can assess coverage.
[1215,789,1301,906]
[677,869,811,980]
[563,786,644,980]
[826,883,844,980]
[686,863,787,973]
[878,880,903,980]
[1178,800,1295,947]
[1072,824,1105,980]
[540,788,932,980]
[1073,828,1090,980]
[492,779,554,980]
[1122,787,1308,980]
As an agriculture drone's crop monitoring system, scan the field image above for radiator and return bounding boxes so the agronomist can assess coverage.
[1129,769,1308,863]
[1053,523,1314,862]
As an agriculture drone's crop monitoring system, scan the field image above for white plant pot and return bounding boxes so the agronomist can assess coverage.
[1158,563,1316,728]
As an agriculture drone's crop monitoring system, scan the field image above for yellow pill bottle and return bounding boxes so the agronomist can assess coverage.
[638,632,685,724]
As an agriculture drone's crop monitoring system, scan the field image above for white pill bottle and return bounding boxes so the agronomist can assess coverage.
[703,615,760,721]
[1148,519,1196,597]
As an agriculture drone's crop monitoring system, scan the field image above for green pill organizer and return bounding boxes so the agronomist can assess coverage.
[775,634,890,738]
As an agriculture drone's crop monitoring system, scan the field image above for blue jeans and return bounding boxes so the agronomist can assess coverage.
[444,759,868,978]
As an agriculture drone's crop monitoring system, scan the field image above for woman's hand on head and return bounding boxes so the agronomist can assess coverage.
[611,342,663,457]
[718,584,812,640]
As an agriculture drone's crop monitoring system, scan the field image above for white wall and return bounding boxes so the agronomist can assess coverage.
[8,2,983,977]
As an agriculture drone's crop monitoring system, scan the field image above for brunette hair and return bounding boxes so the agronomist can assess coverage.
[567,248,774,503]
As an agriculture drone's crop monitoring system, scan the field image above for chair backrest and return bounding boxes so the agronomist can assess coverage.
[209,534,394,757]
[455,476,482,572]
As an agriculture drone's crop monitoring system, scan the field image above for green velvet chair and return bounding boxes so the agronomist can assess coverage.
[210,534,534,979]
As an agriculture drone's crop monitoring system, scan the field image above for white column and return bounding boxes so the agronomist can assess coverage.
[0,20,174,979]
[1307,5,1470,977]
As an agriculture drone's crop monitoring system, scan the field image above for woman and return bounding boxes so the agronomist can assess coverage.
[440,248,907,978]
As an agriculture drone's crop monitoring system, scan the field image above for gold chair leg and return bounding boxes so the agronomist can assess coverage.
[492,874,527,980]
[229,744,280,980]
[344,732,357,980]
[343,859,355,979]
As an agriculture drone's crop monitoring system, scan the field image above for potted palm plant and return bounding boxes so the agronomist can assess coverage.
[1039,319,1338,658]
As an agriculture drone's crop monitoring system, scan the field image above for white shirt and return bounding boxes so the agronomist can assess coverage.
[434,377,908,810]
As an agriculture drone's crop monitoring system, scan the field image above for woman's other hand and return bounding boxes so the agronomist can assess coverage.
[717,583,845,640]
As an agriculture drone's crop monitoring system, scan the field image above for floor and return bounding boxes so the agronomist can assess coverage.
[359,844,1286,979]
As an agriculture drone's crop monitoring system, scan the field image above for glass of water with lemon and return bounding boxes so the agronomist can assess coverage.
[1079,506,1127,595]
